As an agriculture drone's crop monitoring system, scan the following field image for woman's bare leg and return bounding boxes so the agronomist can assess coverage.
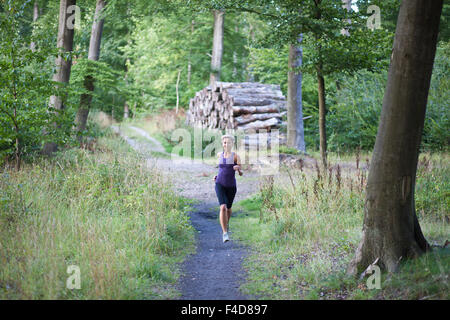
[226,208,232,227]
[219,204,228,233]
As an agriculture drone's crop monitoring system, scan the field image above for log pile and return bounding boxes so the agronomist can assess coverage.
[185,82,287,133]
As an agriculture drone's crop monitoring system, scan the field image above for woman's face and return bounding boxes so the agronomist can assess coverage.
[222,138,233,152]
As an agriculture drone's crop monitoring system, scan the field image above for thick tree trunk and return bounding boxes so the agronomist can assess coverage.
[347,0,443,275]
[316,63,327,169]
[49,0,76,110]
[74,0,106,142]
[42,0,76,155]
[287,35,306,153]
[86,0,105,62]
[209,9,224,88]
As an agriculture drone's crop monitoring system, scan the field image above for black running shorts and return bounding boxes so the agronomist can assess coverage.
[215,182,237,209]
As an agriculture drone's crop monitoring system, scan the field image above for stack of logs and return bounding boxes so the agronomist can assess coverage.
[185,82,287,133]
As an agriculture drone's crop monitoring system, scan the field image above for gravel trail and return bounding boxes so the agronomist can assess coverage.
[111,124,261,299]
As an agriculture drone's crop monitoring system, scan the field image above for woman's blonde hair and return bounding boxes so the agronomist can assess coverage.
[221,134,235,144]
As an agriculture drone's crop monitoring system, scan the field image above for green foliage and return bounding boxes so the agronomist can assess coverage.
[327,70,385,152]
[122,9,250,112]
[326,41,450,153]
[68,57,129,125]
[279,145,301,155]
[247,44,289,94]
[415,156,450,222]
[0,1,75,166]
[422,41,450,151]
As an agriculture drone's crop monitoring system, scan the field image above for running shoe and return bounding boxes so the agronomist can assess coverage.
[223,232,230,243]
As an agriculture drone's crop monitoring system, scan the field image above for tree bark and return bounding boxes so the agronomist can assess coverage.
[176,69,181,113]
[209,9,224,88]
[287,35,306,153]
[42,0,76,155]
[246,22,255,82]
[232,104,284,116]
[233,25,238,78]
[340,0,351,36]
[50,0,77,109]
[234,112,284,125]
[30,1,39,52]
[347,0,443,275]
[74,0,106,142]
[123,101,129,119]
[317,62,327,169]
[188,19,194,85]
[313,0,327,168]
[237,117,280,132]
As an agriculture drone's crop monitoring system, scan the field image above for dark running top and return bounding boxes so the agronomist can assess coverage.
[216,151,237,188]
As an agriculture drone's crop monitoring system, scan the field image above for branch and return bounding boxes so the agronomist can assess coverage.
[0,103,18,128]
[220,5,280,20]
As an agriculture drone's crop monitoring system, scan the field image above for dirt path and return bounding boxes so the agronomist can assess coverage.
[178,200,250,300]
[111,124,262,299]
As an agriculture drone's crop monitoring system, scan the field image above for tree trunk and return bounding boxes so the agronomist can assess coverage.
[246,22,255,82]
[347,0,443,275]
[42,0,76,155]
[188,19,194,85]
[233,26,238,78]
[287,35,306,153]
[209,9,224,88]
[340,0,351,36]
[313,0,327,168]
[50,0,77,109]
[176,69,181,113]
[74,0,106,142]
[123,101,129,119]
[316,62,327,169]
[30,1,39,52]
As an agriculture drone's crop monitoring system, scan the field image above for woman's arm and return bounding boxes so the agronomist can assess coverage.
[214,152,220,181]
[234,153,243,176]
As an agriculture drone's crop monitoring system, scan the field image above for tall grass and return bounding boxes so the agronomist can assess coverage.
[232,152,449,299]
[0,128,195,299]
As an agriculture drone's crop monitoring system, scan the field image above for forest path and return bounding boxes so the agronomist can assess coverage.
[110,124,261,299]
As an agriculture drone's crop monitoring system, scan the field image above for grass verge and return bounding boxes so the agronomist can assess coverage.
[231,152,449,300]
[0,127,196,299]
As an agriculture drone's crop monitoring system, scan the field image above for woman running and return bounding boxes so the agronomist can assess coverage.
[213,134,243,243]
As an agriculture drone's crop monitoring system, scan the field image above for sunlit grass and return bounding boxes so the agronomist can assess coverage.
[0,128,196,299]
[232,152,449,299]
